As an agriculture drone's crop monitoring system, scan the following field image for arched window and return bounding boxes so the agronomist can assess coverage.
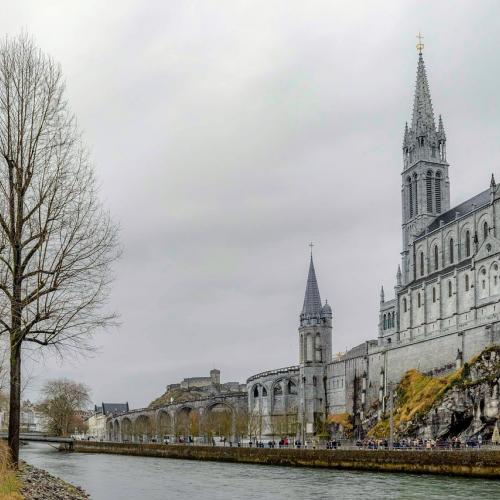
[426,171,433,212]
[465,230,471,257]
[287,381,297,395]
[403,297,407,312]
[448,280,452,298]
[299,334,304,362]
[432,287,436,303]
[306,334,313,362]
[435,171,442,213]
[315,333,322,361]
[312,376,317,387]
[383,314,387,330]
[484,221,489,240]
[434,245,439,270]
[449,238,454,264]
[417,293,421,307]
[413,173,418,215]
[465,274,470,291]
[420,252,425,277]
[408,177,413,218]
[262,387,267,397]
[253,386,259,398]
[391,312,395,328]
[273,384,283,397]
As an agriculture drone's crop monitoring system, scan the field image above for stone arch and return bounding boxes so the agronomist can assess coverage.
[477,213,491,241]
[175,406,195,438]
[157,410,173,437]
[490,261,499,295]
[306,333,313,362]
[315,332,322,361]
[121,417,133,442]
[113,420,120,442]
[134,414,154,443]
[287,379,297,395]
[203,402,234,439]
[460,225,472,259]
[106,420,113,441]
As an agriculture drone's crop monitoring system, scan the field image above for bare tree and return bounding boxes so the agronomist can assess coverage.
[37,378,90,436]
[0,35,120,465]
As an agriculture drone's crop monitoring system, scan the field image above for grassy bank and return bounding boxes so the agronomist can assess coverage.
[0,443,22,500]
[74,441,500,478]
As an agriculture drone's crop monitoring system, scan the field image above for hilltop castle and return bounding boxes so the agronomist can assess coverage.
[247,49,500,440]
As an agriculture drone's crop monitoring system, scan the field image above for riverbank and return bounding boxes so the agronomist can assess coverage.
[74,441,500,478]
[19,462,89,500]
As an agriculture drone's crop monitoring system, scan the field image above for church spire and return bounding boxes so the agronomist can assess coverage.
[411,52,436,136]
[301,254,322,318]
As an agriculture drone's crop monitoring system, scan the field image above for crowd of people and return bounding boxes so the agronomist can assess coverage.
[356,436,485,450]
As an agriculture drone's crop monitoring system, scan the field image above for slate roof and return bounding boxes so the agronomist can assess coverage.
[101,402,129,416]
[419,188,490,237]
[302,255,322,316]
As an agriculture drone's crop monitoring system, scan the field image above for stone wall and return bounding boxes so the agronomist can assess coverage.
[73,441,500,478]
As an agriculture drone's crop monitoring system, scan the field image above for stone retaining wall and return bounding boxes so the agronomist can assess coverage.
[74,441,500,478]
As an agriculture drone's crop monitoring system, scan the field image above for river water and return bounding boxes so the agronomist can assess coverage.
[20,443,499,500]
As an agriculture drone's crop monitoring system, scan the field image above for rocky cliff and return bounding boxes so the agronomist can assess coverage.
[368,345,500,440]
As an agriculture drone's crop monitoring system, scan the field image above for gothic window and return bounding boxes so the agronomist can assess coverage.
[448,280,452,298]
[420,252,424,277]
[262,387,268,397]
[482,280,486,290]
[315,333,322,362]
[287,381,297,395]
[383,314,386,330]
[273,384,283,397]
[306,334,313,362]
[403,298,407,312]
[432,146,436,158]
[449,238,454,264]
[417,293,421,308]
[465,231,471,257]
[413,173,418,215]
[434,245,439,270]
[435,171,442,213]
[432,287,436,303]
[426,171,433,212]
[484,221,489,240]
[253,386,259,398]
[299,334,304,363]
[392,312,395,328]
[408,177,413,218]
[465,274,470,291]
[312,376,317,387]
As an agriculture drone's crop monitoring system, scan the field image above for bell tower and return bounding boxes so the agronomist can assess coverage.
[297,247,332,441]
[401,37,450,285]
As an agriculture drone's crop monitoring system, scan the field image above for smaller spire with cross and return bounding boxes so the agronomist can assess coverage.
[309,241,314,257]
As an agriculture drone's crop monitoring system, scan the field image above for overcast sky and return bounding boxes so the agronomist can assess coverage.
[3,1,500,408]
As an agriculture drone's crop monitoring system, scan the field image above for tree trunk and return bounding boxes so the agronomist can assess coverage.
[8,338,21,467]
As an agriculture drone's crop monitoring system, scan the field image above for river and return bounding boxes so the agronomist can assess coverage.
[20,443,499,499]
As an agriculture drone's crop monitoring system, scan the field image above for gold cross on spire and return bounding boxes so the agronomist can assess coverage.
[416,32,424,54]
[309,241,314,255]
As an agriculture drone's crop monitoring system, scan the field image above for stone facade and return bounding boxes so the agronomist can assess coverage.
[246,49,500,440]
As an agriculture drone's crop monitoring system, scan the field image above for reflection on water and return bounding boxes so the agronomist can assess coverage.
[21,442,499,500]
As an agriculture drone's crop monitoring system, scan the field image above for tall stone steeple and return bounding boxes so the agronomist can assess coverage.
[400,46,451,285]
[297,250,332,441]
[300,255,322,324]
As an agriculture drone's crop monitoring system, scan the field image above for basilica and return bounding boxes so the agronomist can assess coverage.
[246,48,500,440]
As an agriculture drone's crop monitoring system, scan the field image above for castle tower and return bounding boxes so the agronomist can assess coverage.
[298,252,332,440]
[401,47,450,284]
